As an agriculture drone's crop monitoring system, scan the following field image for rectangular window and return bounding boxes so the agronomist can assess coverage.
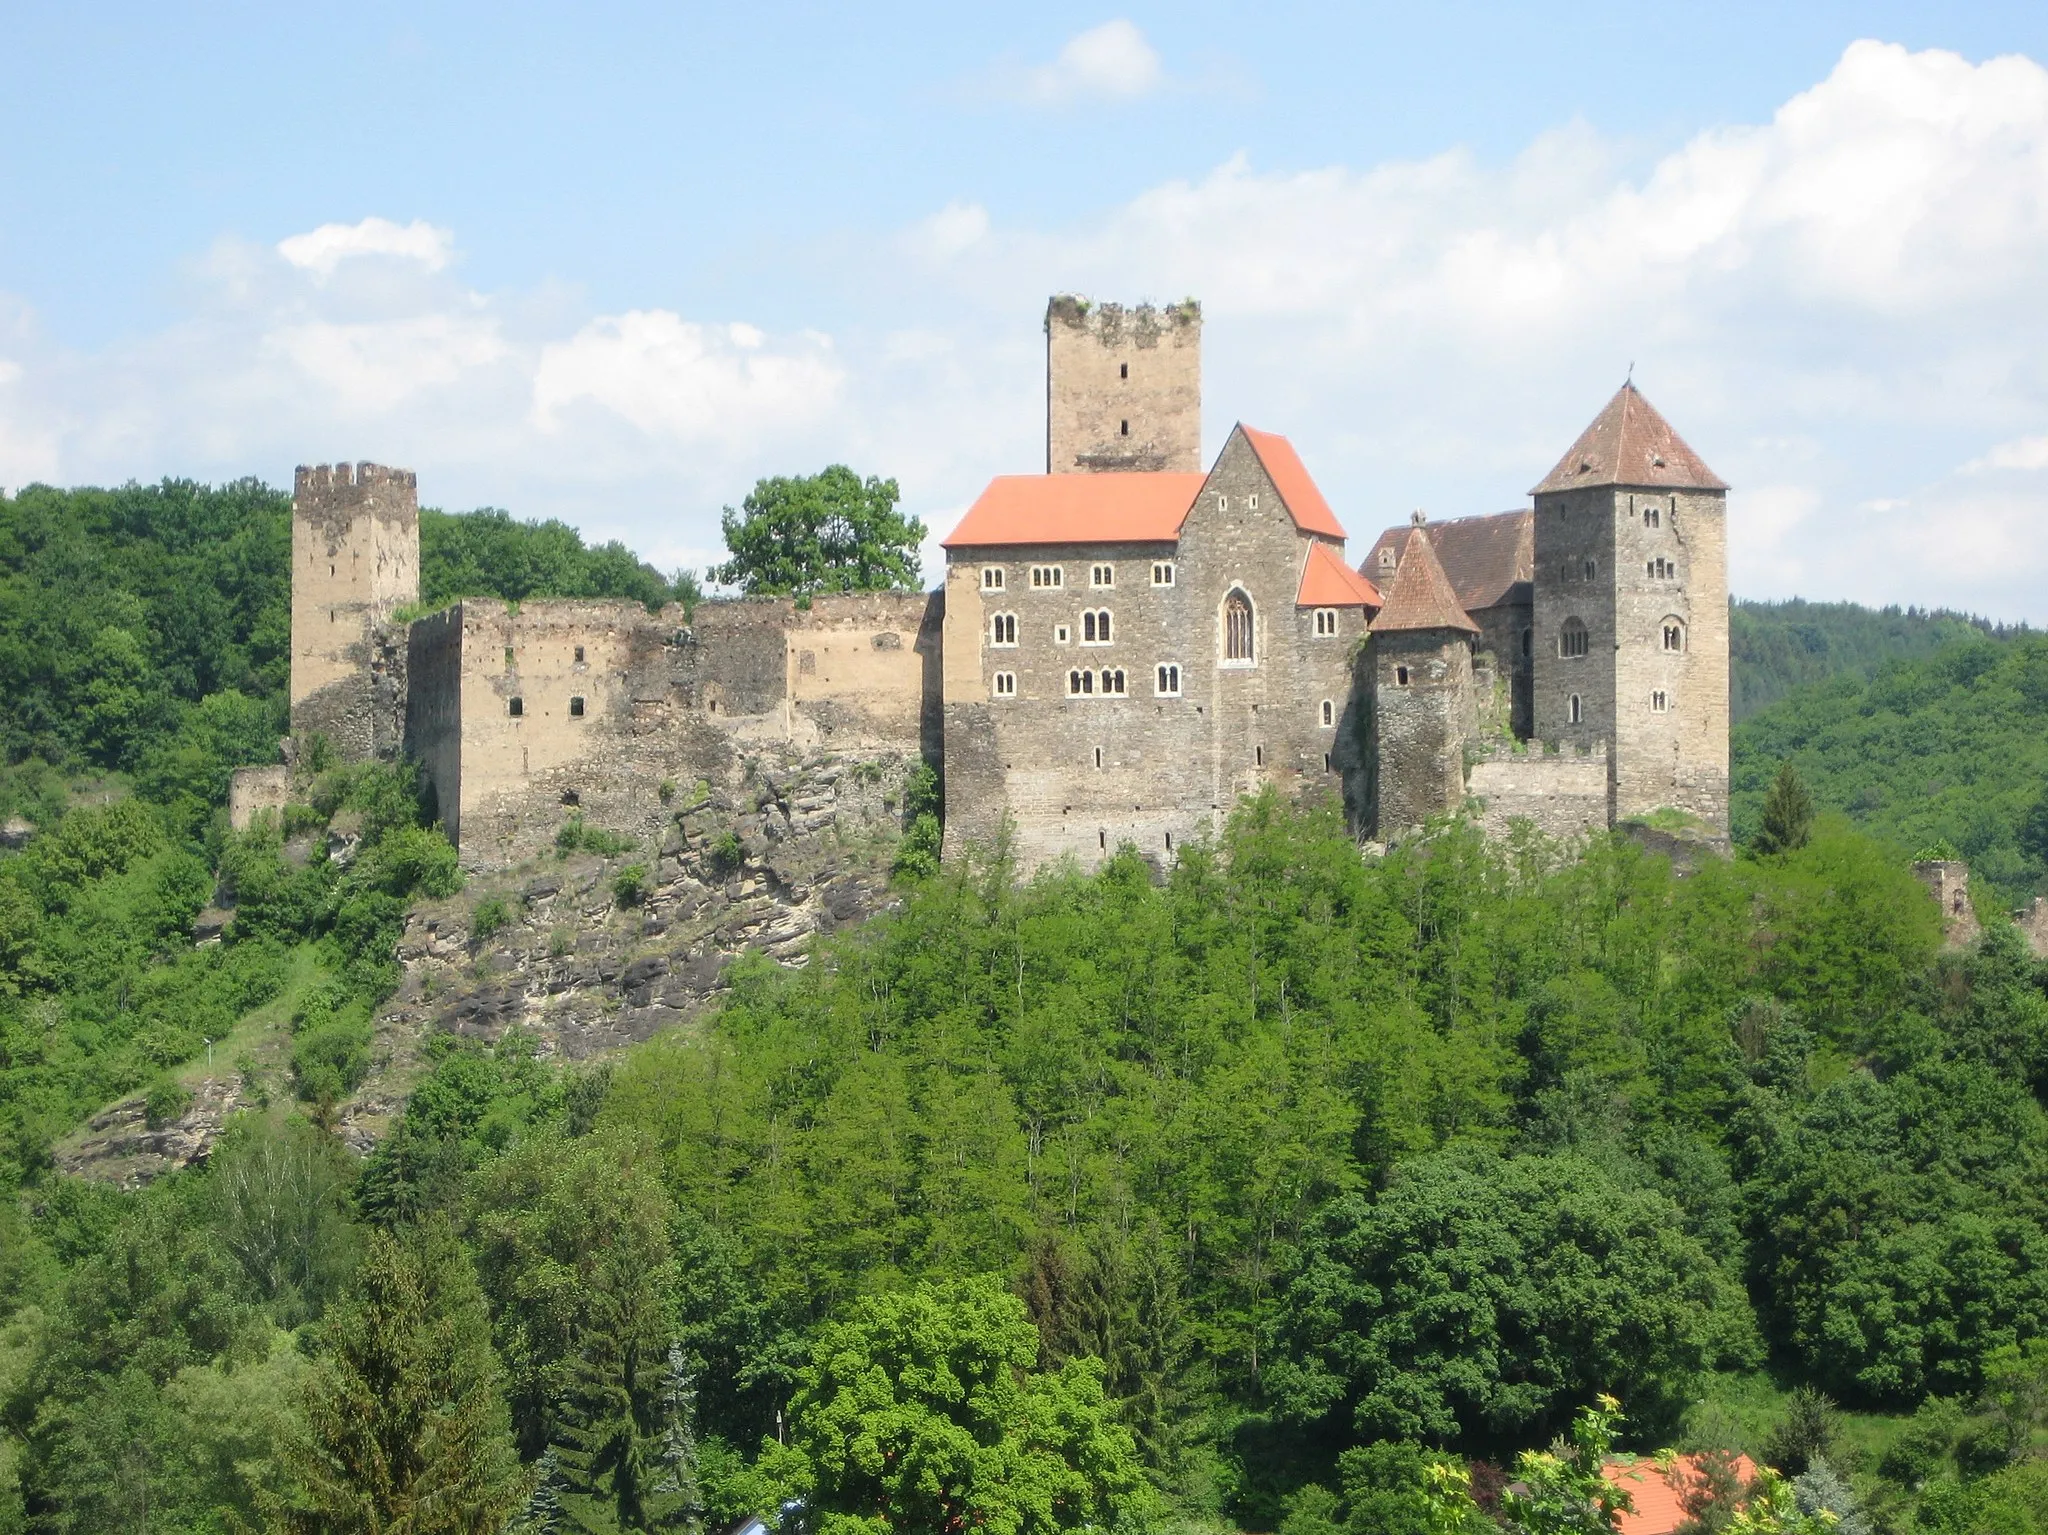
[573,645,585,664]
[1320,699,1334,726]
[1151,562,1175,587]
[1091,564,1114,588]
[1054,624,1071,644]
[1652,690,1670,713]
[992,671,1016,697]
[569,696,585,717]
[1247,493,1259,510]
[509,697,524,717]
[1394,665,1410,687]
[1313,608,1339,637]
[981,567,1005,591]
[1031,566,1064,589]
[1569,693,1583,724]
[1155,663,1181,697]
[990,613,1018,646]
[1663,623,1683,652]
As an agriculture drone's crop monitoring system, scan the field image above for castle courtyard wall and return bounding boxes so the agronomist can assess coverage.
[1467,744,1609,842]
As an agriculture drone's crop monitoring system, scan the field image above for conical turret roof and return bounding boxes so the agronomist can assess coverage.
[1531,381,1726,495]
[1371,522,1479,635]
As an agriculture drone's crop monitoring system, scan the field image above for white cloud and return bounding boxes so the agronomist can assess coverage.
[1006,20,1165,105]
[907,202,991,262]
[277,217,455,279]
[1965,433,2048,472]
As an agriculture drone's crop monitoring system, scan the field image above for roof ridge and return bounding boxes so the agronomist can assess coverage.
[1531,381,1726,495]
[1370,523,1480,634]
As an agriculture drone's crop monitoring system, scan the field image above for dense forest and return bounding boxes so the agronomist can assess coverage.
[3,477,2048,1534]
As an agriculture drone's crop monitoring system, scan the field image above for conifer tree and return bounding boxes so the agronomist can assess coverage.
[1753,761,1815,856]
[511,1449,567,1535]
[269,1220,528,1535]
[650,1344,704,1533]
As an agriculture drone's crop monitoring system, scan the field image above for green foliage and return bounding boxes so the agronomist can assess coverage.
[557,816,634,858]
[1752,762,1814,857]
[1730,599,2004,722]
[782,1273,1154,1534]
[143,1076,192,1129]
[893,760,944,882]
[269,1219,528,1534]
[612,863,651,908]
[473,894,515,943]
[711,466,927,599]
[419,506,690,613]
[705,830,744,877]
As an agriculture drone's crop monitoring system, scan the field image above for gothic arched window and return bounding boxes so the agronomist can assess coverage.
[1560,617,1589,659]
[1224,590,1255,663]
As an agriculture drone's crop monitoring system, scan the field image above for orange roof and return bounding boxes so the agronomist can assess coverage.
[1533,382,1727,495]
[1602,1455,1759,1535]
[941,473,1205,549]
[1240,426,1347,539]
[1297,539,1381,608]
[1371,524,1479,634]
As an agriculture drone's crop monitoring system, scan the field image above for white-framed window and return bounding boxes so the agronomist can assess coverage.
[981,566,1005,591]
[1223,589,1255,664]
[1091,563,1114,588]
[1031,565,1064,589]
[1216,494,1228,511]
[1247,493,1259,511]
[1101,668,1127,696]
[1151,561,1175,587]
[1067,668,1094,696]
[1662,620,1685,652]
[1313,608,1339,637]
[1651,689,1670,713]
[1393,665,1410,687]
[1648,556,1675,580]
[990,612,1018,646]
[1320,699,1334,726]
[1569,693,1583,724]
[992,671,1016,697]
[1081,609,1113,645]
[1054,623,1071,645]
[1560,617,1589,659]
[1155,663,1181,697]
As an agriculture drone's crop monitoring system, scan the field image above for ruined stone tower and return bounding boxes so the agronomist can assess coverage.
[1530,383,1729,829]
[1371,518,1481,836]
[290,462,420,759]
[1045,296,1201,474]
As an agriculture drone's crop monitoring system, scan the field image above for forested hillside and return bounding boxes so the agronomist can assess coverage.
[1729,599,2016,722]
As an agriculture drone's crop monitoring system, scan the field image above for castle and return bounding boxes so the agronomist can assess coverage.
[241,296,1730,871]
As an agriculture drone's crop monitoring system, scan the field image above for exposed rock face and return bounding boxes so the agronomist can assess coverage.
[53,1072,250,1190]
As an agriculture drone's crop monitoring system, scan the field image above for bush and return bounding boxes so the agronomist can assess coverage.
[706,831,744,878]
[471,896,513,943]
[555,816,632,858]
[143,1077,192,1129]
[611,864,650,907]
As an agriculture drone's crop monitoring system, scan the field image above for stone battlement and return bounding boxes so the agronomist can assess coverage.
[294,461,418,497]
[1045,295,1202,340]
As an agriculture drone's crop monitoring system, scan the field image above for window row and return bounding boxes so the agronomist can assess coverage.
[988,665,1183,698]
[981,563,1177,591]
[1560,690,1676,724]
[988,609,1114,646]
[508,696,587,718]
[1554,617,1687,658]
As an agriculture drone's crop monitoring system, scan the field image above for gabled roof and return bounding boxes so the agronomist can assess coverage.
[1602,1455,1759,1535]
[1297,540,1382,609]
[1363,509,1533,613]
[1371,524,1480,634]
[1238,426,1347,539]
[941,472,1206,549]
[1533,382,1727,495]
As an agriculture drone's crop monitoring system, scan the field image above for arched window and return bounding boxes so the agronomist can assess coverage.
[1559,617,1589,659]
[1568,693,1583,724]
[1662,618,1685,652]
[1224,590,1255,663]
[1320,699,1334,726]
[990,612,1017,647]
[1082,609,1112,645]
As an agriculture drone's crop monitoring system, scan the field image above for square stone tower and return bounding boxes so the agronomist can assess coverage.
[1046,296,1202,473]
[1530,384,1729,830]
[290,462,420,759]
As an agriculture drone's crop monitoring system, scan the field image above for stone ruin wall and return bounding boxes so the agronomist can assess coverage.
[1466,741,1610,843]
[289,463,418,759]
[1046,297,1202,474]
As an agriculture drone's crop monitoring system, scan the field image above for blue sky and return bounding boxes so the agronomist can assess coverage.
[5,3,2048,618]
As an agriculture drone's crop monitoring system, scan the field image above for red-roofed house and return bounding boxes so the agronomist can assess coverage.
[1602,1454,1759,1535]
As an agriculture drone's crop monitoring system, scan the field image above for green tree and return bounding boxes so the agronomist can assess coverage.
[1752,762,1814,856]
[784,1274,1153,1534]
[712,467,926,599]
[269,1220,528,1535]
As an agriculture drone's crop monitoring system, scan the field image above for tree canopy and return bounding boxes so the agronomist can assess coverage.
[711,467,926,598]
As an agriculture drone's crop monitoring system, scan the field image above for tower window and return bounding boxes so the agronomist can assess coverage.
[1120,362,1128,380]
[1155,663,1181,696]
[1324,752,1332,772]
[1394,665,1410,687]
[1255,745,1264,767]
[573,646,585,663]
[1151,561,1175,587]
[1224,590,1255,663]
[1651,689,1669,712]
[569,696,585,717]
[1379,547,1396,569]
[1216,494,1228,512]
[1583,558,1597,581]
[1569,693,1583,724]
[1091,564,1114,588]
[1662,620,1684,652]
[1094,746,1103,769]
[1644,505,1661,528]
[509,697,524,717]
[1031,565,1064,589]
[1120,419,1129,436]
[1320,699,1334,726]
[1521,628,1532,658]
[1313,608,1339,637]
[1560,618,1589,659]
[990,613,1018,647]
[1247,494,1259,511]
[992,671,1016,697]
[981,566,1005,591]
[1648,556,1675,580]
[1081,609,1113,644]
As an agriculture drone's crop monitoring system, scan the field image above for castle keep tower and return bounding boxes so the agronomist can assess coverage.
[290,462,420,759]
[1530,384,1729,829]
[1371,518,1481,835]
[1046,296,1201,474]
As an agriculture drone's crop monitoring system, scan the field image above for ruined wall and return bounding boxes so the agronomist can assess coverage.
[1467,743,1609,842]
[1046,297,1202,474]
[943,431,1365,873]
[228,765,289,832]
[1913,859,1980,948]
[405,608,465,839]
[2015,897,2048,960]
[1371,630,1475,837]
[289,463,419,758]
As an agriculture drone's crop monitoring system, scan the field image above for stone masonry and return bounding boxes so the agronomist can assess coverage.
[290,462,419,758]
[1046,296,1202,474]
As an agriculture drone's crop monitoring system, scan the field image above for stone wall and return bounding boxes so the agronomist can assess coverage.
[289,463,419,758]
[404,607,465,837]
[1468,743,1610,842]
[1045,297,1202,474]
[1371,630,1475,836]
[1913,859,1980,948]
[2015,897,2048,960]
[228,765,289,832]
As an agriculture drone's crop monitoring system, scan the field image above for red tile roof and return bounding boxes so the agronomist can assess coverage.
[1240,426,1348,539]
[941,473,1206,549]
[1602,1454,1759,1535]
[1297,539,1381,608]
[1533,382,1727,495]
[1364,509,1533,614]
[1370,524,1479,634]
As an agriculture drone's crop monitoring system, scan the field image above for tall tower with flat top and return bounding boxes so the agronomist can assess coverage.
[1045,296,1201,473]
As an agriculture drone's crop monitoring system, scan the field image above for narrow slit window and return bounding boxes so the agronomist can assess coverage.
[1120,419,1129,436]
[1323,752,1332,772]
[1119,362,1128,380]
[1094,746,1103,768]
[1255,745,1264,768]
[1569,693,1583,724]
[569,696,585,717]
[1321,699,1334,726]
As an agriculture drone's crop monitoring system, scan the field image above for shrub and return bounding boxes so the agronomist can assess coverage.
[143,1077,192,1129]
[611,864,650,907]
[471,896,513,943]
[555,816,632,858]
[706,831,745,878]
[658,779,676,805]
